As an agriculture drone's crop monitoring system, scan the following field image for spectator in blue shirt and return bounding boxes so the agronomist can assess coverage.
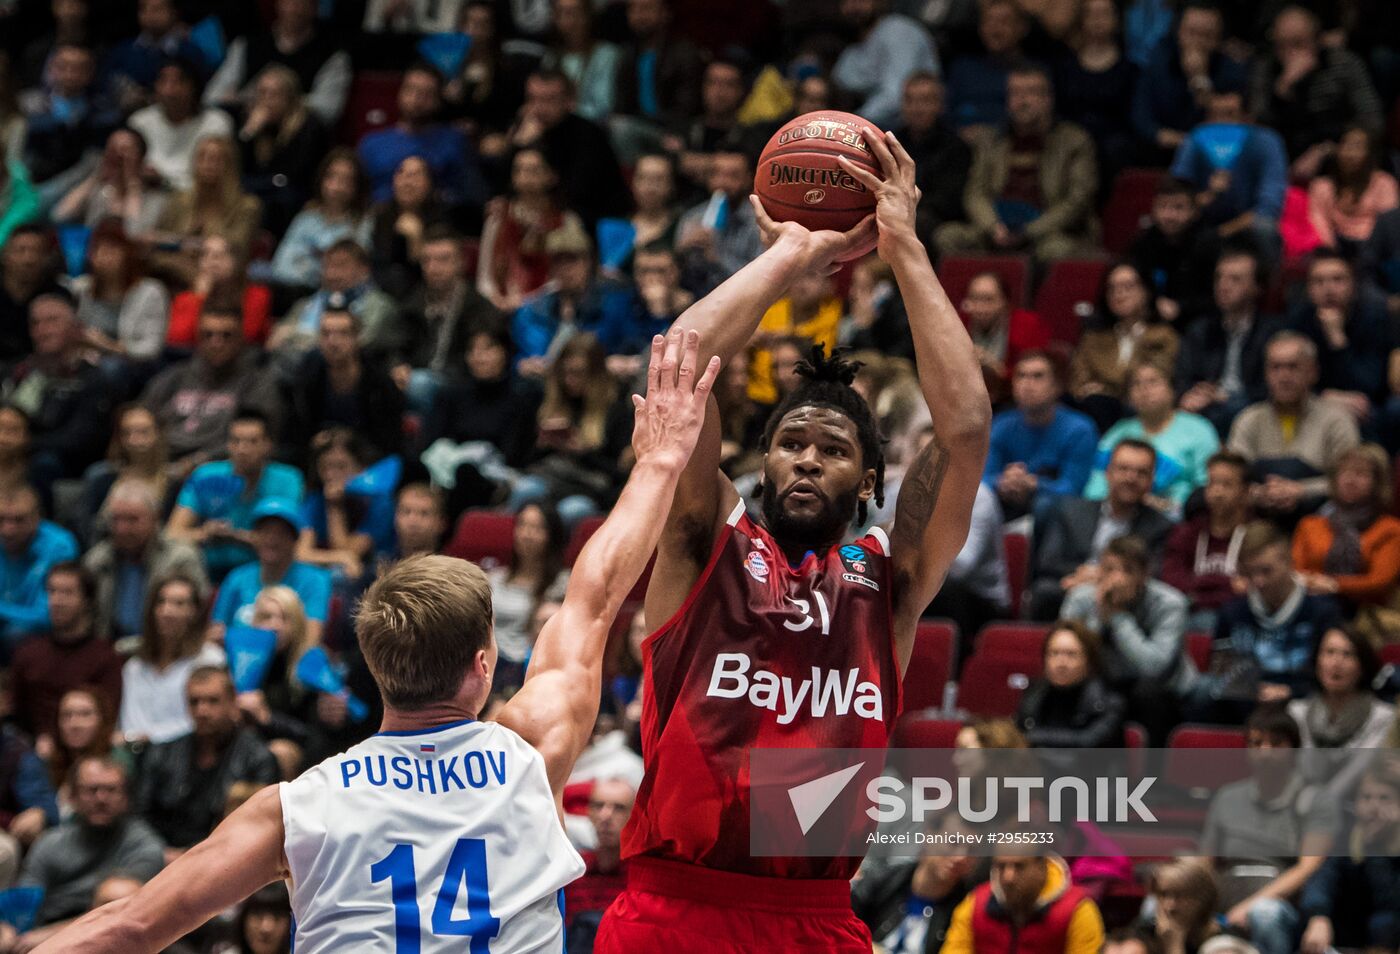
[296,428,395,584]
[944,0,1030,133]
[19,43,121,190]
[1131,0,1248,161]
[0,485,78,658]
[356,63,487,214]
[512,223,639,375]
[209,498,331,645]
[1170,88,1287,265]
[984,351,1099,522]
[166,409,305,580]
[101,0,209,110]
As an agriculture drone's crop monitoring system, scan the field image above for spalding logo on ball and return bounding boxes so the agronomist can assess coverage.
[754,110,883,259]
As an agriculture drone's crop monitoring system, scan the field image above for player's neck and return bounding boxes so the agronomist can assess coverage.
[379,700,479,734]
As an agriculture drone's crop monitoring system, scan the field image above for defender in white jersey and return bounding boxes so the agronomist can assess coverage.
[37,329,721,954]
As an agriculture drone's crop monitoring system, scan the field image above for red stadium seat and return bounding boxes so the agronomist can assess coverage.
[443,510,515,568]
[565,516,606,565]
[1003,532,1028,619]
[957,653,1037,717]
[1102,168,1164,255]
[461,238,482,277]
[1033,259,1107,347]
[339,71,402,145]
[893,714,962,748]
[1168,724,1247,750]
[1380,644,1400,667]
[1185,632,1212,673]
[974,621,1045,665]
[1123,723,1147,750]
[903,620,957,712]
[1162,724,1250,824]
[937,255,1030,309]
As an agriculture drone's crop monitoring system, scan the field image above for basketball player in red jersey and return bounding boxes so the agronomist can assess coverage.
[594,131,992,952]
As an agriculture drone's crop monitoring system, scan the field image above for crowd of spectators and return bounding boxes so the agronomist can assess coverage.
[0,0,1391,951]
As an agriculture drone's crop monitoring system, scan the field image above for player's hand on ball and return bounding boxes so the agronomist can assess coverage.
[837,129,922,258]
[632,328,721,472]
[749,195,875,275]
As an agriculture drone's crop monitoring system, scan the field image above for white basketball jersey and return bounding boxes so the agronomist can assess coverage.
[280,719,585,953]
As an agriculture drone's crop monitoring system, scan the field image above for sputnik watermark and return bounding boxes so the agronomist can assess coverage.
[865,775,1157,824]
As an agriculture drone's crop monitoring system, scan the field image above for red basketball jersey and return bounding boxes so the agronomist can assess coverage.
[621,500,902,879]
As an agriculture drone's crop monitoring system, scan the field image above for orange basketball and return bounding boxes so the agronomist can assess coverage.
[754,110,883,236]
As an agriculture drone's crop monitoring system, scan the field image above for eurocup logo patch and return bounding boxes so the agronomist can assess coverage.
[745,550,770,583]
[838,545,868,575]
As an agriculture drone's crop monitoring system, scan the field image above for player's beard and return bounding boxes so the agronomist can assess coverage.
[760,478,859,554]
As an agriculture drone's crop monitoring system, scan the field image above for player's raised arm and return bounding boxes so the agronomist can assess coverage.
[496,329,720,793]
[839,131,993,672]
[649,185,876,625]
[31,786,286,954]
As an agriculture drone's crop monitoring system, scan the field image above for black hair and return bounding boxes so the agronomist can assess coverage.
[230,407,274,440]
[1246,702,1301,748]
[157,54,208,101]
[47,560,97,605]
[760,344,885,526]
[1087,260,1160,332]
[1311,625,1382,694]
[1155,176,1195,199]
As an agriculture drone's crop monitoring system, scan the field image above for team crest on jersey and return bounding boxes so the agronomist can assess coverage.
[745,549,770,583]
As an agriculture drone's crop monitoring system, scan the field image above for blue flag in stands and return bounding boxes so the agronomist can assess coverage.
[297,647,370,721]
[1194,123,1249,170]
[188,16,225,67]
[57,225,91,278]
[346,456,402,498]
[596,218,638,270]
[417,33,473,78]
[0,887,44,932]
[227,626,278,693]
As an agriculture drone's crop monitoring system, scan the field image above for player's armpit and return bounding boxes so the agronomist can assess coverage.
[886,430,983,672]
[31,787,287,954]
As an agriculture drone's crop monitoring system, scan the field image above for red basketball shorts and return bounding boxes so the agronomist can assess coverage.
[593,858,872,953]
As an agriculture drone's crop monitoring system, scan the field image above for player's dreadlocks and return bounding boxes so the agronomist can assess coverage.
[760,343,886,526]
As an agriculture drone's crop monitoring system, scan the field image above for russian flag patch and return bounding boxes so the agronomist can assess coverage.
[420,743,436,753]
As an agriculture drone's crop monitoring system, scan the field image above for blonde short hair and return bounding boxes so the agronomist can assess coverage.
[356,555,493,709]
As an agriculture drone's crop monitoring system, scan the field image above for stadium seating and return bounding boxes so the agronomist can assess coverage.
[1033,259,1107,347]
[1185,632,1212,673]
[565,515,606,565]
[973,621,1044,666]
[936,254,1030,309]
[1380,643,1400,668]
[1101,168,1164,254]
[443,510,516,568]
[339,70,403,144]
[902,620,957,712]
[956,652,1038,717]
[892,713,962,748]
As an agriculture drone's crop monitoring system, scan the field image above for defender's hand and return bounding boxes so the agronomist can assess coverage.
[632,329,721,473]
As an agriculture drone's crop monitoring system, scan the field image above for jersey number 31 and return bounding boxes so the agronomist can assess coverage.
[371,838,500,952]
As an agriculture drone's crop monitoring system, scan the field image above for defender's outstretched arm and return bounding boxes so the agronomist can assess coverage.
[497,329,720,794]
[32,786,287,954]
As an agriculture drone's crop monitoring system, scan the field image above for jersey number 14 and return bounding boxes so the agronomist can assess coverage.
[370,838,500,952]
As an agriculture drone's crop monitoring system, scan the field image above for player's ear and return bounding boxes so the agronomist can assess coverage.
[857,467,876,501]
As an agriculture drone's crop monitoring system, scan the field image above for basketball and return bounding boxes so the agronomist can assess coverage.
[754,110,883,237]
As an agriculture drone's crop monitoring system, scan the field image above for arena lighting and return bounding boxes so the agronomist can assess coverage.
[864,774,1159,824]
